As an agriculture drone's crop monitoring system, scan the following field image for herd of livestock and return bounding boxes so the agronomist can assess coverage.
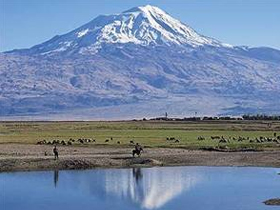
[36,133,280,146]
[197,132,280,144]
[36,137,124,146]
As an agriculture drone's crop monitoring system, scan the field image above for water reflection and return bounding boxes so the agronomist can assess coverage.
[2,167,280,210]
[105,167,202,209]
[53,170,59,188]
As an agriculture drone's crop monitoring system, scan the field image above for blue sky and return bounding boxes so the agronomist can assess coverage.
[1,0,280,52]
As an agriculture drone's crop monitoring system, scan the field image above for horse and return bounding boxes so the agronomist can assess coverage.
[132,148,143,157]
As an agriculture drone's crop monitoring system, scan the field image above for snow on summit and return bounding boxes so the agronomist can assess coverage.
[25,5,231,55]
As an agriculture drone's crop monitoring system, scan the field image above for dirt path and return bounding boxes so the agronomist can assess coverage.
[0,144,280,172]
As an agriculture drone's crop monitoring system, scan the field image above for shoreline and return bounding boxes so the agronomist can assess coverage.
[1,144,280,172]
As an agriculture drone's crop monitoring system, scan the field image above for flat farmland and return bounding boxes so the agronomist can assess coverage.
[0,120,279,150]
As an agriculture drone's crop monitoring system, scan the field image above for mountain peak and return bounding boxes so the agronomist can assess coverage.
[124,5,165,15]
[12,5,232,55]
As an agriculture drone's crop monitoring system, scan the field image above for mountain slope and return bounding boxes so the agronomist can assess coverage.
[1,5,280,119]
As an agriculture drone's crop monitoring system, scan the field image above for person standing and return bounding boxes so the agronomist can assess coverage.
[53,146,59,160]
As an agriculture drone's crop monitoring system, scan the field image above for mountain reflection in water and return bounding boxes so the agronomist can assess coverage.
[2,167,279,210]
[104,167,202,209]
[53,167,202,209]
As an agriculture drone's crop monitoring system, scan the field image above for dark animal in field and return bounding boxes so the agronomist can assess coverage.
[169,137,175,140]
[274,133,277,137]
[61,140,66,145]
[267,138,272,142]
[105,139,109,143]
[44,152,47,156]
[83,139,90,143]
[249,140,255,143]
[130,140,134,144]
[237,136,246,142]
[232,137,236,141]
[36,139,47,145]
[67,141,72,145]
[197,136,205,141]
[211,136,221,140]
[273,139,279,143]
[175,139,180,143]
[110,137,113,141]
[78,139,84,144]
[117,141,121,144]
[219,139,229,143]
[166,137,169,140]
[52,140,60,145]
[47,141,52,145]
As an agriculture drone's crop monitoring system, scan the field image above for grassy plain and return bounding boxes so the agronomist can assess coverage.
[0,120,280,150]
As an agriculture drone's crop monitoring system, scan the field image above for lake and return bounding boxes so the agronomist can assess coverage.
[1,166,279,210]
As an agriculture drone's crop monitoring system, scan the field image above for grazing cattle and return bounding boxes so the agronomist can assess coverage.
[110,137,113,141]
[166,137,170,140]
[130,140,134,144]
[36,140,47,145]
[67,141,72,145]
[117,141,121,144]
[105,139,109,143]
[170,137,175,140]
[61,140,66,145]
[175,139,180,143]
[78,139,84,144]
[52,140,60,145]
[197,136,205,141]
[267,138,272,142]
[211,136,221,140]
[219,139,228,143]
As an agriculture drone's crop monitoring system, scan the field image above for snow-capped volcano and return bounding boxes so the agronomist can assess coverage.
[1,5,280,119]
[20,5,230,55]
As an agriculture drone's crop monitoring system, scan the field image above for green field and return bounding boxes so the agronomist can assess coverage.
[0,120,280,150]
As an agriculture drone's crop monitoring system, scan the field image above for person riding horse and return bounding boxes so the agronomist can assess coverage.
[132,143,143,157]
